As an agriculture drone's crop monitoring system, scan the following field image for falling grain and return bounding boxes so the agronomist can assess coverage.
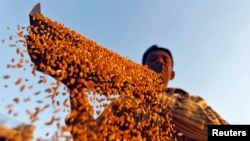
[9,35,13,40]
[15,78,22,85]
[24,13,174,141]
[1,10,176,141]
[8,109,13,114]
[45,116,55,126]
[6,104,13,109]
[16,48,20,55]
[23,97,30,102]
[19,84,26,92]
[28,85,33,89]
[34,91,41,95]
[3,75,10,79]
[63,98,69,107]
[36,100,43,104]
[13,97,19,103]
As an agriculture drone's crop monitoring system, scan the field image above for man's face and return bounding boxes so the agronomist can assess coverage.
[145,50,175,85]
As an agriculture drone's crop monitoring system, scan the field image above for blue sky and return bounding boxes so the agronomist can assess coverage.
[1,0,250,139]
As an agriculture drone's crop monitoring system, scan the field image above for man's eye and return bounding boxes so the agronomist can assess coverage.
[149,57,157,62]
[163,57,169,63]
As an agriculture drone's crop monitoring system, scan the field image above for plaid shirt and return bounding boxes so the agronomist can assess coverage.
[167,88,229,141]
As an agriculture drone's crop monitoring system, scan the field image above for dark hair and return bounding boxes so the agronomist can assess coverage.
[142,45,174,67]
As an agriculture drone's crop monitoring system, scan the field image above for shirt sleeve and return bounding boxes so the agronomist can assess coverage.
[170,94,229,140]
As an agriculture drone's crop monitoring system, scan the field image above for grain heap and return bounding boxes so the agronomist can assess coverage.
[19,11,177,140]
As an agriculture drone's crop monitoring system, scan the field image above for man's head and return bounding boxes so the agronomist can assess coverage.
[142,45,175,86]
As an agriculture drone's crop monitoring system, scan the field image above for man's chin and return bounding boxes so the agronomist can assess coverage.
[150,64,163,73]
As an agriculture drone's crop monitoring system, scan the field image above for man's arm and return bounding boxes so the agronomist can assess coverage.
[168,88,229,140]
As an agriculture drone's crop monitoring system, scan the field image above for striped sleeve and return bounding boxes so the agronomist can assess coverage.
[168,89,229,140]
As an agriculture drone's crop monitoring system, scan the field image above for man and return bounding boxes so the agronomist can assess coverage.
[141,44,229,140]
